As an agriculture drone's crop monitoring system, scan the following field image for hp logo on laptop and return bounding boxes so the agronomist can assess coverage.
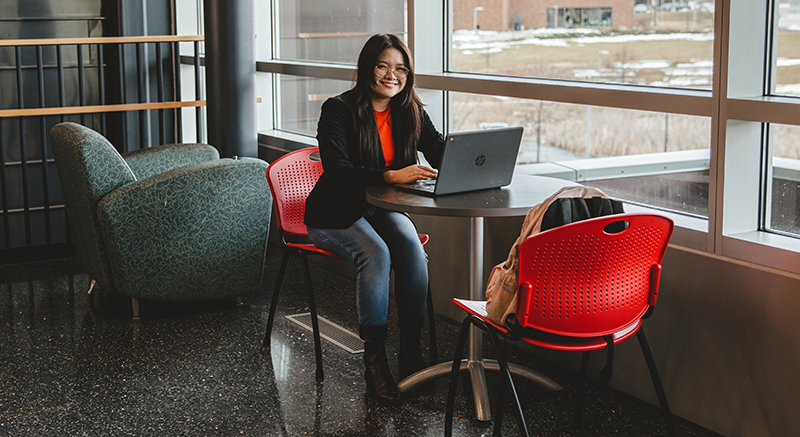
[475,155,486,166]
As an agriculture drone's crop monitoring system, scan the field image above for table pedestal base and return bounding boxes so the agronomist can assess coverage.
[397,359,563,422]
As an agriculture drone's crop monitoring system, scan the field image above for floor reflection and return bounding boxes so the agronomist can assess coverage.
[0,248,714,436]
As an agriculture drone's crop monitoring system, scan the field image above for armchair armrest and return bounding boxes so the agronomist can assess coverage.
[96,157,272,301]
[122,143,220,180]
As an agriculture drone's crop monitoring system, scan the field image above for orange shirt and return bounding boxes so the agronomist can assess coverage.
[374,108,394,168]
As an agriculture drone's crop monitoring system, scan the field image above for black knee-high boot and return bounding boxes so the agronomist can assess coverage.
[364,339,401,406]
[398,315,427,380]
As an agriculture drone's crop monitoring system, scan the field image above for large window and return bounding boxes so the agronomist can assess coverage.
[278,76,353,135]
[769,124,800,235]
[276,0,405,63]
[774,1,800,97]
[451,93,709,162]
[270,0,404,134]
[451,92,710,217]
[450,0,715,88]
[173,0,800,274]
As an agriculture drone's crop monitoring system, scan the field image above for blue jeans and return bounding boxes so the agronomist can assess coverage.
[307,207,428,341]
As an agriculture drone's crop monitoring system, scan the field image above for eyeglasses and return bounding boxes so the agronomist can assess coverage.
[375,64,409,79]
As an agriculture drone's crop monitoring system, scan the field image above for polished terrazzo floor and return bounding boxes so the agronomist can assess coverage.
[0,244,718,436]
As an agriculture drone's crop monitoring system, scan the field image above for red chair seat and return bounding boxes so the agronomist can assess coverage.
[453,298,641,352]
[288,233,429,261]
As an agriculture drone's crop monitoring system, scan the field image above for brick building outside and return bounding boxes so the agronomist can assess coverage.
[453,0,634,32]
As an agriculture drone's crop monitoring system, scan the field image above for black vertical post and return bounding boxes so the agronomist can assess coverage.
[136,42,149,149]
[56,44,71,243]
[194,41,203,143]
[36,45,52,244]
[156,42,165,145]
[0,75,9,248]
[77,45,86,126]
[204,0,257,158]
[172,41,183,143]
[15,46,31,246]
[98,44,107,136]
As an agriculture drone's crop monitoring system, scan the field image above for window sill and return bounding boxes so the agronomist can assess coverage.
[258,130,316,152]
[722,231,800,277]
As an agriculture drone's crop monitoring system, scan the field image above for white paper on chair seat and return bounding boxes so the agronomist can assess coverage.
[454,298,489,317]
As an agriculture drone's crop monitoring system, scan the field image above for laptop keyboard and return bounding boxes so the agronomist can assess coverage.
[411,179,436,187]
[407,178,436,193]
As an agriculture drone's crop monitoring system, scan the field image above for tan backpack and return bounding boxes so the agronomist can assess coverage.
[484,186,622,326]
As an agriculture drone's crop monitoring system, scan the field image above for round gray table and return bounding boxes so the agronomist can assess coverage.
[366,174,578,422]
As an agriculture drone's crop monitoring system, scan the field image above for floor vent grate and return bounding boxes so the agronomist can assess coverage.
[285,313,364,354]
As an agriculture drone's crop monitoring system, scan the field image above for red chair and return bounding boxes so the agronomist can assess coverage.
[444,214,676,436]
[262,147,438,380]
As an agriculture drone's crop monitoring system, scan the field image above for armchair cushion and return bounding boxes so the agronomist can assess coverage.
[97,157,271,301]
[122,143,220,180]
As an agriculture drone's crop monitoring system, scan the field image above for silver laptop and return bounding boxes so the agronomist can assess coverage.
[397,126,524,196]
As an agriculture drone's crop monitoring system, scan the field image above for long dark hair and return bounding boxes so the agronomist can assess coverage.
[351,34,422,169]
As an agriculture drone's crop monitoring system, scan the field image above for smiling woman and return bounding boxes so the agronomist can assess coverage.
[302,34,445,407]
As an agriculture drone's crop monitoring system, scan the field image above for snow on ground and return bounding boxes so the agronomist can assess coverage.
[452,28,714,51]
[776,83,800,95]
[453,11,800,92]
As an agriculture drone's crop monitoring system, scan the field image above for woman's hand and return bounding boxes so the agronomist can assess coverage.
[384,164,438,184]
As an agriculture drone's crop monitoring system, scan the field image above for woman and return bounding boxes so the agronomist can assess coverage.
[304,34,444,406]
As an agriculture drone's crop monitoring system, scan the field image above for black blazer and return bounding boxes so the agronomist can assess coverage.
[304,90,444,229]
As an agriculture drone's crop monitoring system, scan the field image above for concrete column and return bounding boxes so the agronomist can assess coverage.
[204,0,257,158]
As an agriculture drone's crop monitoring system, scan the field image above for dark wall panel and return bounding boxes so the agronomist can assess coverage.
[0,0,176,262]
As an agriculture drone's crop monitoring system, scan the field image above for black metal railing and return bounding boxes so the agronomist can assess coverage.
[0,35,205,259]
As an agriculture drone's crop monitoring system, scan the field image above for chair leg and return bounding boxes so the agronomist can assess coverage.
[575,351,591,424]
[263,248,292,349]
[484,327,529,437]
[131,297,140,319]
[444,316,474,437]
[299,251,324,381]
[425,282,438,363]
[637,329,677,437]
[491,337,509,437]
[492,367,507,437]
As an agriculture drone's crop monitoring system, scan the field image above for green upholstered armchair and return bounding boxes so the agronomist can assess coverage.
[49,122,273,317]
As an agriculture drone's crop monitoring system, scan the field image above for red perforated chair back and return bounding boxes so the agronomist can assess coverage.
[266,147,324,238]
[515,213,673,338]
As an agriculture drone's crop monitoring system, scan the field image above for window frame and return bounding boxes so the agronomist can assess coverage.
[179,0,800,276]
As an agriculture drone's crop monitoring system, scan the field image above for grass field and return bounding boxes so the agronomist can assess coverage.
[451,93,710,162]
[456,38,714,86]
[450,14,800,162]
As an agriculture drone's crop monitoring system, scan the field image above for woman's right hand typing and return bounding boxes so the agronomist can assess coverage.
[384,164,438,184]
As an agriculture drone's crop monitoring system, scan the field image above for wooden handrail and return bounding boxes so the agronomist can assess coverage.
[0,35,204,47]
[0,101,206,118]
[297,32,372,39]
